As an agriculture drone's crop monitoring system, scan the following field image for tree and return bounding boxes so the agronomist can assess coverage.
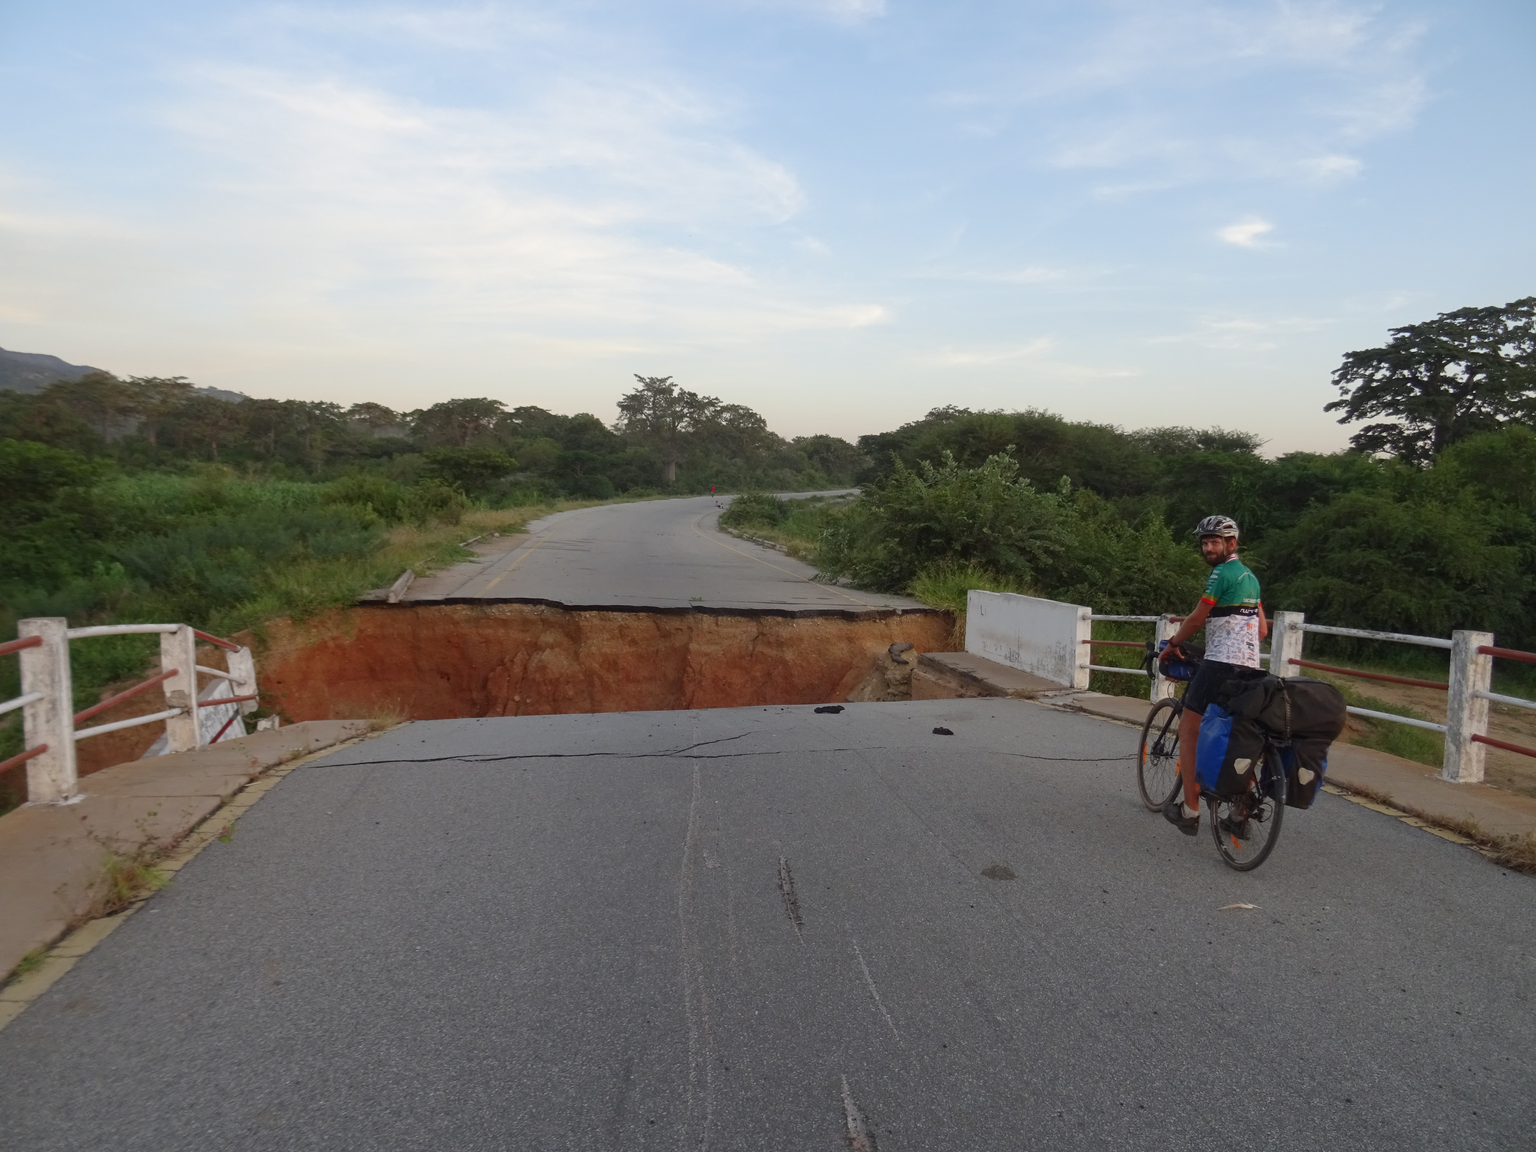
[1325,297,1536,464]
[423,446,517,495]
[283,401,345,464]
[613,375,719,484]
[167,394,244,461]
[791,434,866,486]
[242,399,294,458]
[0,389,102,455]
[345,402,406,437]
[704,403,780,462]
[50,372,140,441]
[126,376,196,449]
[411,398,507,448]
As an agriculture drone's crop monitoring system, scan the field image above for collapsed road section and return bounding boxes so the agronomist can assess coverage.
[254,602,949,721]
[258,496,948,723]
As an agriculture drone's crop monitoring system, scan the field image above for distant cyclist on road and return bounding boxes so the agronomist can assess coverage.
[1158,515,1268,836]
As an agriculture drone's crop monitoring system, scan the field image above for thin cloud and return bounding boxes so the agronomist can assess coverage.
[1152,314,1334,352]
[1217,218,1274,248]
[136,64,870,341]
[949,0,1428,194]
[927,339,1053,366]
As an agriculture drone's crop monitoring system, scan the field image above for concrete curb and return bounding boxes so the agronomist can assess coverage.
[0,720,375,989]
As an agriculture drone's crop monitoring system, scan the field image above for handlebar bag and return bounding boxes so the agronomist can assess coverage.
[1196,704,1266,798]
[1146,640,1204,681]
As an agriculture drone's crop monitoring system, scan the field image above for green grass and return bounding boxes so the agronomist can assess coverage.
[717,491,847,561]
[4,946,46,986]
[905,560,1028,651]
[1330,681,1446,767]
[1084,619,1159,700]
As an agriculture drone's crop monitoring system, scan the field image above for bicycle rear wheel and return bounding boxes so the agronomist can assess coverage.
[1137,698,1183,812]
[1208,747,1287,871]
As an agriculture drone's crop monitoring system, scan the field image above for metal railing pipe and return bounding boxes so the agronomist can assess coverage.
[65,624,179,639]
[75,708,185,743]
[0,692,43,718]
[1301,623,1453,649]
[1475,689,1536,712]
[0,744,48,775]
[1472,733,1536,759]
[72,669,178,725]
[1477,644,1536,665]
[1346,706,1447,734]
[1288,659,1448,691]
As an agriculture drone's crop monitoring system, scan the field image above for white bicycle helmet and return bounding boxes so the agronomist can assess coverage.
[1193,514,1240,538]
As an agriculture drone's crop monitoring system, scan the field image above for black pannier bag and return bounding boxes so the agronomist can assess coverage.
[1214,674,1347,809]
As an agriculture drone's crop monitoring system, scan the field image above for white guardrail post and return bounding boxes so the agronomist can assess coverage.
[160,624,201,753]
[228,646,259,718]
[1443,629,1493,784]
[1271,611,1305,679]
[1151,614,1178,700]
[18,618,78,803]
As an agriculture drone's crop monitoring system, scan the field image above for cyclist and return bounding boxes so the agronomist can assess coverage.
[1158,515,1268,836]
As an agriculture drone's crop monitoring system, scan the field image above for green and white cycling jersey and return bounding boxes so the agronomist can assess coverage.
[1201,556,1262,668]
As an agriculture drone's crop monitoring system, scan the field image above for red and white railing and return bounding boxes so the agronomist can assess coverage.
[0,618,262,805]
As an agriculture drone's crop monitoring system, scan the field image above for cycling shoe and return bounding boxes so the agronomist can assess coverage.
[1162,797,1199,837]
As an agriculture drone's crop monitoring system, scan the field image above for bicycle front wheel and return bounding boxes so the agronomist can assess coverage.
[1137,698,1183,812]
[1209,748,1287,871]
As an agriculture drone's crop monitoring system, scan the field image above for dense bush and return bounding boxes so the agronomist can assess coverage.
[818,451,1073,590]
[0,452,471,654]
[719,491,791,530]
[730,451,1205,619]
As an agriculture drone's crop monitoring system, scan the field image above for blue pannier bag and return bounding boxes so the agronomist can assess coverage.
[1278,739,1330,809]
[1195,704,1266,798]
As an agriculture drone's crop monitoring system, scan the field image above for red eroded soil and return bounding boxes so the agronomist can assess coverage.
[3,605,948,805]
[249,604,952,722]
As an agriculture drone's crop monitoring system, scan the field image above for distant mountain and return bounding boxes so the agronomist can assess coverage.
[0,346,101,392]
[0,346,248,402]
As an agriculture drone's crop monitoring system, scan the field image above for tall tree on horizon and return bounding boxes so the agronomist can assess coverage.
[1325,297,1536,464]
[411,398,507,448]
[613,375,720,485]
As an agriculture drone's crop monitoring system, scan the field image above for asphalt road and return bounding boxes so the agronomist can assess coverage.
[397,495,930,615]
[3,699,1531,1150]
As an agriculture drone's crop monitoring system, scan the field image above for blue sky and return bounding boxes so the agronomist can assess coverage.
[0,0,1531,452]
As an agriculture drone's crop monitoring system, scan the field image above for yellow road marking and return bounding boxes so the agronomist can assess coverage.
[690,515,875,607]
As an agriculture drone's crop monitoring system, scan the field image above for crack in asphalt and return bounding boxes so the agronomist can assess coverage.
[316,731,1133,769]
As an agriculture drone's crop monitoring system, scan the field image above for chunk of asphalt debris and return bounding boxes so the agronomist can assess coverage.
[932,726,953,736]
[888,641,915,665]
[814,705,845,714]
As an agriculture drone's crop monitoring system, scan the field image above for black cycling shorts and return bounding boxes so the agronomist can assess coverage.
[1183,658,1244,716]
